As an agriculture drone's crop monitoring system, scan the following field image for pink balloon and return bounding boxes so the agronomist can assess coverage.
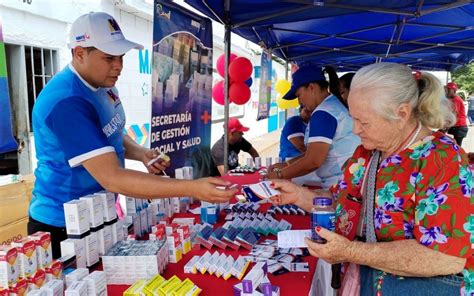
[229,57,253,82]
[212,80,225,105]
[216,53,238,78]
[230,82,251,105]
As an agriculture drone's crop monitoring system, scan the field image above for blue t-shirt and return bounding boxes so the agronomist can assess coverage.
[30,65,126,227]
[305,95,360,188]
[279,115,307,160]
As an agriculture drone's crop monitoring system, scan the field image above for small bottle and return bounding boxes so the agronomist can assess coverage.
[311,197,336,243]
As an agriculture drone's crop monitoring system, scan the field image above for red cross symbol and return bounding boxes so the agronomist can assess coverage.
[200,110,211,124]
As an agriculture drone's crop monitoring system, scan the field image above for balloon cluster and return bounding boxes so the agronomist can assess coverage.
[212,53,253,106]
[275,79,299,109]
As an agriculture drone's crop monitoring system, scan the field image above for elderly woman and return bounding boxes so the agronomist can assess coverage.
[271,63,473,295]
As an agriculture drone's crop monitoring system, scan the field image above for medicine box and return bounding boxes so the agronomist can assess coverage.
[60,238,87,269]
[11,237,37,278]
[29,231,52,269]
[64,199,90,235]
[0,245,19,288]
[80,195,104,228]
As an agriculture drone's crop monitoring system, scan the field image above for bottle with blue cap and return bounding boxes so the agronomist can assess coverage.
[311,197,336,243]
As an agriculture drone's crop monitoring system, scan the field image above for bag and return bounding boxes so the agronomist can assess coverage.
[340,263,360,296]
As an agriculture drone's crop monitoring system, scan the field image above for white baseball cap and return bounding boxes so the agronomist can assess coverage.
[69,12,143,56]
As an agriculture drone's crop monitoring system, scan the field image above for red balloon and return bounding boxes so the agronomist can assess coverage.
[230,82,251,105]
[216,53,238,78]
[212,80,225,105]
[229,57,253,82]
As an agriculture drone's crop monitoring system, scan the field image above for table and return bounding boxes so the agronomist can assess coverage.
[106,172,316,295]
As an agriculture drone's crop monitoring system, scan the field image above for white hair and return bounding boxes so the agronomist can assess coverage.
[351,62,455,129]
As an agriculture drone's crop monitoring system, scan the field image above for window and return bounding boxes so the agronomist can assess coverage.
[24,46,58,130]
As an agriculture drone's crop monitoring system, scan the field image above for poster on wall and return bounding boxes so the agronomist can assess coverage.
[257,51,272,120]
[150,1,213,178]
[0,17,18,154]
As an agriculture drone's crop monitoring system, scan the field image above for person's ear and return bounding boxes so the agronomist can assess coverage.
[396,103,412,127]
[73,47,86,63]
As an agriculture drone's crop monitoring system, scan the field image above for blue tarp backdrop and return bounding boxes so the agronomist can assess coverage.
[185,0,474,71]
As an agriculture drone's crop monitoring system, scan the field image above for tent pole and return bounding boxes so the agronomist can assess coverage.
[223,0,231,174]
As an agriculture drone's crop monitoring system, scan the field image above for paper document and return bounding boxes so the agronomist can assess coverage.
[277,229,311,248]
[247,181,280,199]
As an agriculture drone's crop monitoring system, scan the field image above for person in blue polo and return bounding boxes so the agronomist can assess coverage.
[268,64,360,189]
[279,105,311,160]
[29,12,235,258]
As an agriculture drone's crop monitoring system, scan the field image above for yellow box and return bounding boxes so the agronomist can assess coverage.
[172,279,198,296]
[0,180,29,227]
[123,279,146,296]
[158,275,181,296]
[0,217,28,245]
[143,274,166,296]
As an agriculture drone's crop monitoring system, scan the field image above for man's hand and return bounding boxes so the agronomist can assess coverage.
[191,178,237,203]
[142,149,170,174]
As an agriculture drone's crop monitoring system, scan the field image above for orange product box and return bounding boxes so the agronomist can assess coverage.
[45,260,62,281]
[0,245,19,288]
[11,238,37,278]
[28,268,46,290]
[8,278,27,296]
[29,232,52,269]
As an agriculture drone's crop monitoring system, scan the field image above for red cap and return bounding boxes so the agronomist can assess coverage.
[446,82,458,91]
[227,118,249,133]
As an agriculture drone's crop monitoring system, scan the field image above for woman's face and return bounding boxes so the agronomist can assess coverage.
[348,89,400,152]
[296,83,325,112]
[339,81,349,103]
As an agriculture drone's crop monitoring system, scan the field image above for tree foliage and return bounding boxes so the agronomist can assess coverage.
[452,62,474,95]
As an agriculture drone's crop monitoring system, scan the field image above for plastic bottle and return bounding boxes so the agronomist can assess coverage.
[311,197,336,243]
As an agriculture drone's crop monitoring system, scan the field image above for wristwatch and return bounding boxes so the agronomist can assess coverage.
[273,168,283,179]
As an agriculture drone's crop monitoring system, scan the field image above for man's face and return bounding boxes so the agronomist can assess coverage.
[445,87,456,98]
[73,47,124,88]
[229,131,243,144]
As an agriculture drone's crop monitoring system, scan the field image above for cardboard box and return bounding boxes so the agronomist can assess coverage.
[0,181,29,227]
[0,217,28,246]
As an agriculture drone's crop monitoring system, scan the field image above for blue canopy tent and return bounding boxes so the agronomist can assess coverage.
[181,0,474,171]
[185,0,474,71]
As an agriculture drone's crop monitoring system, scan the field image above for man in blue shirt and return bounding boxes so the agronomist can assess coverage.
[279,106,311,160]
[29,12,235,258]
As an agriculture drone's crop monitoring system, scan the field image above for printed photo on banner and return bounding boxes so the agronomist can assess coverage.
[150,1,213,178]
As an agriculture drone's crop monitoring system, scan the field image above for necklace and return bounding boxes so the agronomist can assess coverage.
[402,122,422,150]
[382,122,421,159]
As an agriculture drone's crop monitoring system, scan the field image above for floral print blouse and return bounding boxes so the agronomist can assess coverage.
[331,131,473,294]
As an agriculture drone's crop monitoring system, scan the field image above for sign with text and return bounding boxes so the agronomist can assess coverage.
[150,1,213,177]
[257,51,272,120]
[0,17,18,153]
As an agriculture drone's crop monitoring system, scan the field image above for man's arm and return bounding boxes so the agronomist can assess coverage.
[216,165,225,176]
[248,147,259,158]
[122,134,169,174]
[123,134,146,161]
[82,152,235,202]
